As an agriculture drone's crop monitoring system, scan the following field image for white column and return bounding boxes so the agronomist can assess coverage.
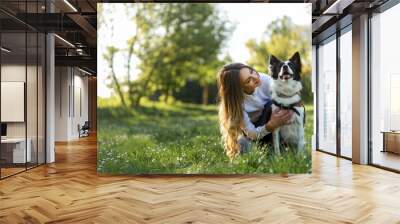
[352,14,369,164]
[312,45,317,151]
[55,67,74,141]
[46,1,55,163]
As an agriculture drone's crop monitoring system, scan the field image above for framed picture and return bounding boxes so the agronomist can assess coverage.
[97,3,312,174]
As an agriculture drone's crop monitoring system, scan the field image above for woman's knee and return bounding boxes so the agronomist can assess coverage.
[238,136,251,154]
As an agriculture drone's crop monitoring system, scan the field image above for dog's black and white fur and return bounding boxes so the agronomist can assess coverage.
[268,52,305,155]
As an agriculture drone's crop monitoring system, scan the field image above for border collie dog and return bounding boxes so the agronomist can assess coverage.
[268,52,305,155]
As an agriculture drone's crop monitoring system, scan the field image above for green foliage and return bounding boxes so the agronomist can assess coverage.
[144,4,233,103]
[100,3,233,107]
[100,6,313,106]
[246,16,311,73]
[172,80,218,104]
[98,101,313,174]
[246,16,313,103]
[301,75,313,104]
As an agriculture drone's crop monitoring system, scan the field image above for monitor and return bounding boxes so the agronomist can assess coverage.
[1,123,7,137]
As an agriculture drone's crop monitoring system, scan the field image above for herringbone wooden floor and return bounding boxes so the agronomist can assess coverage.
[1,134,400,224]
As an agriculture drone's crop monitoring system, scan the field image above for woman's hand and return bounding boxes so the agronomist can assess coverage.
[265,108,293,132]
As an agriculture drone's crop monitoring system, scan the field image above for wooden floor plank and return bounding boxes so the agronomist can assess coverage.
[0,134,399,223]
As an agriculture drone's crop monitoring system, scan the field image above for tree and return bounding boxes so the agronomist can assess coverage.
[245,16,312,103]
[123,3,159,106]
[101,3,232,107]
[196,54,232,105]
[100,4,128,108]
[246,16,311,76]
[100,3,161,108]
[144,3,233,104]
[103,46,127,108]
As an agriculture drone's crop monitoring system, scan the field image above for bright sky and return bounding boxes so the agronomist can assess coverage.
[98,3,311,98]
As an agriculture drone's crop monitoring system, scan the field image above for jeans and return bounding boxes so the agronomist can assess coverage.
[239,101,273,154]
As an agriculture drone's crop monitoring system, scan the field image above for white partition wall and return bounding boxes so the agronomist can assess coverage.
[0,1,48,179]
[27,32,38,169]
[55,67,89,141]
[0,63,27,177]
[1,82,24,122]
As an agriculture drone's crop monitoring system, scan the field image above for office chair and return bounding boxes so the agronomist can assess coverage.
[79,121,90,138]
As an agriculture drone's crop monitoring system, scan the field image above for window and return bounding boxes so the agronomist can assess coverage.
[0,1,47,179]
[339,27,352,158]
[370,3,400,171]
[317,35,337,154]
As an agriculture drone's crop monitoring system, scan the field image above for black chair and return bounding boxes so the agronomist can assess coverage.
[79,121,90,138]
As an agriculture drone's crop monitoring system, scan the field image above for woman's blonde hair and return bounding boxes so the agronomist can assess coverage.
[217,63,253,158]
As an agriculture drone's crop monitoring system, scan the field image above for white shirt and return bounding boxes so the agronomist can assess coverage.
[242,73,273,140]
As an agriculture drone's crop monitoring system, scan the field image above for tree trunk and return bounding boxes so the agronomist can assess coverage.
[110,53,127,108]
[202,83,209,105]
[134,94,142,107]
[164,71,172,103]
[127,10,141,106]
[133,77,150,107]
[164,87,170,103]
[126,43,135,106]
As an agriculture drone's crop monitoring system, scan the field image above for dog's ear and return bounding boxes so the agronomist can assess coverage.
[289,52,300,67]
[290,52,302,81]
[269,55,280,66]
[269,55,281,80]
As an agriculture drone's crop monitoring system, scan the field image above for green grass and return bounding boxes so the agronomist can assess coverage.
[97,99,313,174]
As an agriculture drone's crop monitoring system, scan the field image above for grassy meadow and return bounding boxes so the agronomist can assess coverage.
[97,99,313,174]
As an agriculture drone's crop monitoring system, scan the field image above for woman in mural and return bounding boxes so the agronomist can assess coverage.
[217,63,293,158]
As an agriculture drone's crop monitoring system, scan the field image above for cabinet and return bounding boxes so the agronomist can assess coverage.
[0,138,32,165]
[382,131,400,154]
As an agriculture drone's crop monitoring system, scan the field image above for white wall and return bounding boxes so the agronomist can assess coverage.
[1,65,32,138]
[55,66,69,141]
[1,65,26,142]
[1,63,46,164]
[55,67,89,141]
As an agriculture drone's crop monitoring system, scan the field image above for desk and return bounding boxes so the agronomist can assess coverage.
[1,138,31,163]
[381,131,400,154]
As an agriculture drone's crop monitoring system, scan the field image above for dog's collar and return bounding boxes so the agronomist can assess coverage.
[276,92,300,98]
[272,99,302,116]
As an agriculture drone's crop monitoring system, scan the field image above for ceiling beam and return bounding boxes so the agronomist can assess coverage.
[312,14,335,33]
[67,13,97,46]
[55,55,96,73]
[323,0,356,14]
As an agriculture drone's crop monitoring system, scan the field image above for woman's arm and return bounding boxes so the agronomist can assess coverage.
[242,112,270,140]
[242,108,294,140]
[265,108,294,132]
